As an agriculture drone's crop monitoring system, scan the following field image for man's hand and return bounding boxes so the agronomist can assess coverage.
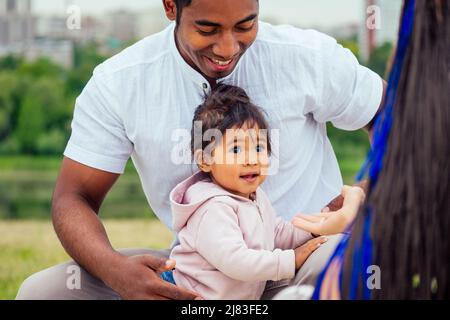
[322,180,368,212]
[104,254,202,300]
[294,237,328,269]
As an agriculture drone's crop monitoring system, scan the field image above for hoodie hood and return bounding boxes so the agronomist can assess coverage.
[170,171,255,232]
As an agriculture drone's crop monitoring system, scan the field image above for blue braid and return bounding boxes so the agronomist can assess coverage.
[313,0,416,300]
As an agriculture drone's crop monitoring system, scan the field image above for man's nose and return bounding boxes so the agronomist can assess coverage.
[213,31,240,60]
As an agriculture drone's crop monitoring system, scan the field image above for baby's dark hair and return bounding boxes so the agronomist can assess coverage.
[191,84,272,156]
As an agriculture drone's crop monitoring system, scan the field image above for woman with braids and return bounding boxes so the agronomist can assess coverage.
[290,0,449,299]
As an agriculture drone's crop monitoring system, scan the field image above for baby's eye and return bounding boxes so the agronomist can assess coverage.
[256,145,265,153]
[230,146,241,154]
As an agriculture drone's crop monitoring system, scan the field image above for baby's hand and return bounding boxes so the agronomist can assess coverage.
[292,186,366,236]
[294,237,328,269]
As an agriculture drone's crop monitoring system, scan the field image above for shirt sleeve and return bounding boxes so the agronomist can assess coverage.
[305,35,383,131]
[274,217,313,250]
[195,202,296,282]
[63,68,133,174]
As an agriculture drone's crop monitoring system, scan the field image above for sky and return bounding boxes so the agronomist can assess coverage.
[33,0,365,28]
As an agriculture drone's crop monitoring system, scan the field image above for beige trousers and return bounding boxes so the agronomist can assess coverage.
[15,234,343,300]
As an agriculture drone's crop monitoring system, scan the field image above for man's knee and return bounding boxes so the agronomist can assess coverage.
[16,265,70,300]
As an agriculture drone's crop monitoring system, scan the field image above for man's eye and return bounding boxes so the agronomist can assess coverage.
[231,146,241,154]
[197,29,217,36]
[256,145,265,153]
[236,21,255,32]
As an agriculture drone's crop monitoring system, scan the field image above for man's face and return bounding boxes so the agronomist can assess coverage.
[174,0,259,81]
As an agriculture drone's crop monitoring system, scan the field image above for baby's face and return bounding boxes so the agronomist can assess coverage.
[208,124,270,199]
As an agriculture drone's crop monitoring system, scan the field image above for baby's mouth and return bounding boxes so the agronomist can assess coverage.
[239,173,259,183]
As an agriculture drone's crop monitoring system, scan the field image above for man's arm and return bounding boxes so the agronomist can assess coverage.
[52,157,199,300]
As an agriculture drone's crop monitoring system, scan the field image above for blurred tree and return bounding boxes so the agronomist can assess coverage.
[14,92,46,153]
[67,43,108,98]
[14,77,67,154]
[368,42,394,78]
[0,72,16,140]
[18,57,65,80]
[0,55,24,71]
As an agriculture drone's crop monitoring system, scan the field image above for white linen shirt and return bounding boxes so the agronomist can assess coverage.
[64,22,382,230]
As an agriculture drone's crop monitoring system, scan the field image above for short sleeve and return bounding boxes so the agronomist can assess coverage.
[63,69,133,174]
[306,36,383,131]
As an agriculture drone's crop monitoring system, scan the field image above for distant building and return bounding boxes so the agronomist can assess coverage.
[136,7,170,39]
[0,0,74,68]
[25,38,73,69]
[0,0,33,55]
[104,9,137,45]
[35,14,107,44]
[359,0,402,62]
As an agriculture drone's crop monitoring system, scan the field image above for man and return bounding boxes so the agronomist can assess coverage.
[16,0,386,300]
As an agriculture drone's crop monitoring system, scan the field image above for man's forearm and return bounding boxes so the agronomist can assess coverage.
[52,195,123,284]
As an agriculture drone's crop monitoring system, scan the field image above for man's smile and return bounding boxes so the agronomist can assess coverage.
[203,55,238,73]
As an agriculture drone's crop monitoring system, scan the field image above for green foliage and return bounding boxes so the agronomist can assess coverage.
[367,42,394,78]
[36,129,67,155]
[17,57,65,79]
[0,45,104,155]
[14,92,46,153]
[0,54,24,70]
[0,72,27,141]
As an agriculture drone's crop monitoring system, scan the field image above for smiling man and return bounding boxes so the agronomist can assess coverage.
[16,0,385,300]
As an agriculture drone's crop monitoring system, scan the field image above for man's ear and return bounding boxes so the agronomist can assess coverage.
[194,149,212,173]
[162,0,177,21]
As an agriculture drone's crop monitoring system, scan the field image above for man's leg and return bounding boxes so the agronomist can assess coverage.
[15,248,170,300]
[261,234,343,300]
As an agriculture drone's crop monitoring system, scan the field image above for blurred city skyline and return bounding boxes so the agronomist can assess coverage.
[33,0,364,29]
[1,0,402,68]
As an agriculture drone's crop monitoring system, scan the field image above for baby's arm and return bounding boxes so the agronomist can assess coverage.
[274,216,314,250]
[274,218,328,269]
[195,202,296,282]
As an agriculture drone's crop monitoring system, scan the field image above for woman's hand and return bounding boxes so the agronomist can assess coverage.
[292,186,366,236]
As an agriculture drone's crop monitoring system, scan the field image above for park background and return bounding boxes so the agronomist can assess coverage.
[0,0,400,299]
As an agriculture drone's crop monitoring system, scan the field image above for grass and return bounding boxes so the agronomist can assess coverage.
[0,219,173,300]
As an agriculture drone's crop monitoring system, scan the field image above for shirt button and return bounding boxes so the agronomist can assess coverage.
[202,83,208,89]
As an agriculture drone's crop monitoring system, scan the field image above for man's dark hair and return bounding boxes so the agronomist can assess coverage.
[173,0,259,24]
[191,84,272,156]
[174,0,192,24]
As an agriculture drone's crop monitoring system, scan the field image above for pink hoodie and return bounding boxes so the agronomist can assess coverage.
[169,171,313,300]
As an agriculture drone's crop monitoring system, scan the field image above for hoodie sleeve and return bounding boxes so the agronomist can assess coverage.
[195,201,296,282]
[274,217,313,250]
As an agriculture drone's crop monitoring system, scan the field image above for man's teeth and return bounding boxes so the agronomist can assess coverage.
[212,59,232,66]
